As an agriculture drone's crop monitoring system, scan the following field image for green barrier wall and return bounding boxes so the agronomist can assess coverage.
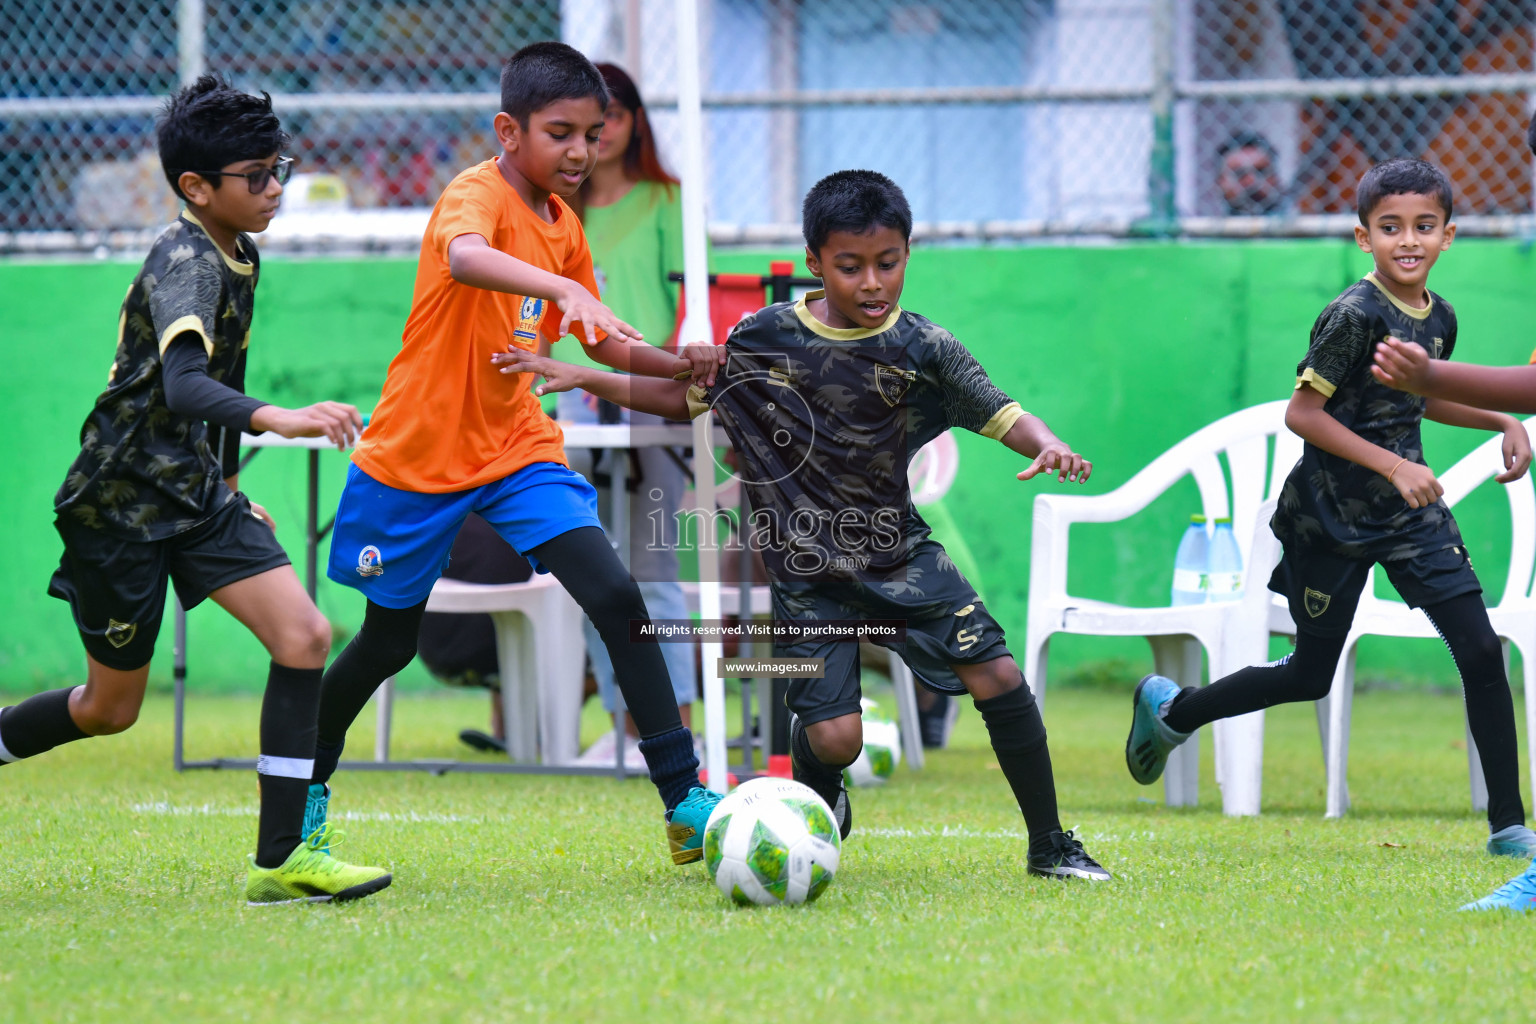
[5,239,1535,692]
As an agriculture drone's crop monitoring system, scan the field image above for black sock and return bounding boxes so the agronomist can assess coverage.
[529,527,684,739]
[1424,593,1527,832]
[1163,631,1346,734]
[0,687,89,763]
[255,663,322,868]
[638,727,701,812]
[789,719,853,811]
[311,600,426,785]
[974,684,1062,857]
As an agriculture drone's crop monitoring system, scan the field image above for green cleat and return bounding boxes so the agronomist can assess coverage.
[666,786,723,865]
[244,824,392,907]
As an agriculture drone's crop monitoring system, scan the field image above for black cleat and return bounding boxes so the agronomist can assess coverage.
[1027,830,1112,881]
[789,711,853,840]
[458,729,507,754]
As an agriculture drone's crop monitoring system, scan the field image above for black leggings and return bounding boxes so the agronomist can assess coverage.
[1163,591,1524,831]
[315,525,684,751]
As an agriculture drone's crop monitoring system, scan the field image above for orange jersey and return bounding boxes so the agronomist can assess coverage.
[353,159,600,492]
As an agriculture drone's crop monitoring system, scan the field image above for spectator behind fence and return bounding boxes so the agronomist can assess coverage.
[1217,132,1284,216]
[558,62,699,771]
[416,513,534,754]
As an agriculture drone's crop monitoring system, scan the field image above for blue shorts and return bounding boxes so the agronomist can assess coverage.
[327,461,602,608]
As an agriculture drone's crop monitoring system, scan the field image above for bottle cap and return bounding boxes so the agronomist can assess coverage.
[1190,514,1207,524]
[1214,516,1232,525]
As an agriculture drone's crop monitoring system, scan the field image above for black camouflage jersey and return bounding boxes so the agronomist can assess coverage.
[686,292,1023,582]
[1273,272,1463,560]
[54,212,257,540]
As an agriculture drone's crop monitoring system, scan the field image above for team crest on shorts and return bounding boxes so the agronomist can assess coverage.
[357,545,384,577]
[514,296,546,343]
[1303,588,1331,619]
[105,619,137,649]
[874,364,917,407]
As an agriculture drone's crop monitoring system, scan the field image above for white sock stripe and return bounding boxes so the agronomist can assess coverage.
[256,754,315,780]
[0,708,16,763]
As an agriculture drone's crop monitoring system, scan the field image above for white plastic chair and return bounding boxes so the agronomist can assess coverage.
[1320,418,1536,818]
[1024,401,1303,814]
[415,573,587,764]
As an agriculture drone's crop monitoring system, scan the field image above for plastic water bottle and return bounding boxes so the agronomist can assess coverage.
[1207,517,1244,602]
[1171,515,1210,606]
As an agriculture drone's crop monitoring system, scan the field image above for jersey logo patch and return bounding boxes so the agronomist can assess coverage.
[874,364,917,407]
[105,619,137,649]
[1303,588,1331,619]
[357,545,385,578]
[514,296,547,343]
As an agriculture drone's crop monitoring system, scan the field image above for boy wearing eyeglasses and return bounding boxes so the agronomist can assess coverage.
[9,74,392,907]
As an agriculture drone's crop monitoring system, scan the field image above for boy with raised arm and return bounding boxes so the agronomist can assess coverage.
[1124,159,1536,863]
[499,170,1112,881]
[7,75,390,906]
[306,42,722,865]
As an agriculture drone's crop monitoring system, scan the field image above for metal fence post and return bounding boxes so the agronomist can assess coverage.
[1146,0,1177,233]
[177,0,206,87]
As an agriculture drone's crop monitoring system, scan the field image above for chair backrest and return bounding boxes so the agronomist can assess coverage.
[909,431,960,506]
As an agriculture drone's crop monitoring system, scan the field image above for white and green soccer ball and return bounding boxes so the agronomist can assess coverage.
[703,777,841,907]
[844,702,901,787]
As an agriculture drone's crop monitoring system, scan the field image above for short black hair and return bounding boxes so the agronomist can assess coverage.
[157,73,289,201]
[500,42,609,128]
[802,170,913,254]
[1217,130,1276,161]
[1356,158,1453,225]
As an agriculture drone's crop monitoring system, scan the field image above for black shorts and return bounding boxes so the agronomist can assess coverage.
[771,538,1010,725]
[1269,541,1482,638]
[48,494,291,670]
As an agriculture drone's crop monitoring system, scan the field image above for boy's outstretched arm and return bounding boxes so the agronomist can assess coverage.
[493,347,692,420]
[1286,384,1443,507]
[1423,399,1531,483]
[447,233,641,346]
[1000,413,1092,484]
[1373,337,1536,414]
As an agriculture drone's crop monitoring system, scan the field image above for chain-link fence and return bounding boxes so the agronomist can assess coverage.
[3,0,1534,250]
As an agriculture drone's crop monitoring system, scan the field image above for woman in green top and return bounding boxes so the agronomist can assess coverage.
[564,63,697,767]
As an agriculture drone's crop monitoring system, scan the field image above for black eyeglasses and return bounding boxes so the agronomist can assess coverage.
[179,156,294,194]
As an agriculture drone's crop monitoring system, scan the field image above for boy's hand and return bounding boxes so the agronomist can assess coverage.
[1018,443,1092,484]
[253,402,362,450]
[1389,460,1443,509]
[1497,418,1532,483]
[557,283,642,348]
[678,342,727,386]
[249,500,277,531]
[493,348,586,396]
[1370,337,1433,393]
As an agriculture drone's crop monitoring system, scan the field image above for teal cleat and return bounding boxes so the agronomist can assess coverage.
[666,786,723,865]
[1125,674,1190,785]
[1460,863,1536,911]
[1487,824,1536,859]
[302,783,330,851]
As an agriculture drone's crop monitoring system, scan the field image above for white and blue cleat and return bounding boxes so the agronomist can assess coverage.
[1125,674,1190,786]
[1461,862,1536,912]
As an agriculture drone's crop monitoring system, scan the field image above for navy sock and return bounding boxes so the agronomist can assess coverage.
[0,687,89,763]
[974,684,1062,857]
[255,663,321,868]
[638,727,700,812]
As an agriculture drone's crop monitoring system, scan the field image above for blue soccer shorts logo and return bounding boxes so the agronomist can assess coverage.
[356,545,384,577]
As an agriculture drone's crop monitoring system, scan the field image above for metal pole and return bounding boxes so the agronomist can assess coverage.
[1145,0,1176,233]
[176,0,205,87]
[306,450,319,599]
[675,0,727,794]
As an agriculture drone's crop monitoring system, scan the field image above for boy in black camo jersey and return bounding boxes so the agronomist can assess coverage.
[497,170,1111,882]
[5,74,390,906]
[1126,159,1536,860]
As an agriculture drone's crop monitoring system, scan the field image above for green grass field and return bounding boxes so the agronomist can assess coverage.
[4,685,1533,1023]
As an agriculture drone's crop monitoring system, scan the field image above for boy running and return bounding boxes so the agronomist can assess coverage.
[498,170,1112,881]
[307,42,720,864]
[1124,159,1536,861]
[7,75,390,906]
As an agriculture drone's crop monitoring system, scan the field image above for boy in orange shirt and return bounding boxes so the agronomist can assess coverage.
[308,42,720,865]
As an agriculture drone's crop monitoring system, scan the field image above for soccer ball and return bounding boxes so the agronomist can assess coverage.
[703,778,840,906]
[843,704,902,787]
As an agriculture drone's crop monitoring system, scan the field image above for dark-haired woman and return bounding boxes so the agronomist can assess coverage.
[560,63,697,767]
